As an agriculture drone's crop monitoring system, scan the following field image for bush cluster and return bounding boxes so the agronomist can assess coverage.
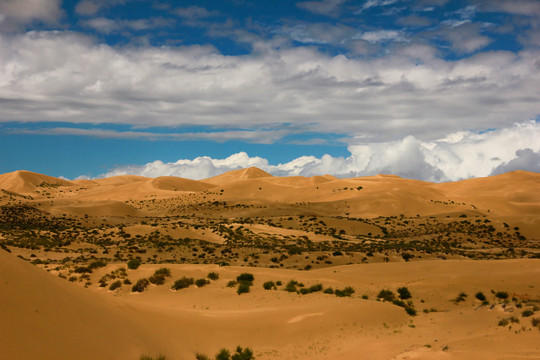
[196,346,254,360]
[171,277,195,290]
[132,278,150,292]
[236,273,254,295]
[149,268,171,285]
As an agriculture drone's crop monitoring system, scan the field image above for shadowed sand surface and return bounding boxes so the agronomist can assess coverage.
[0,169,539,359]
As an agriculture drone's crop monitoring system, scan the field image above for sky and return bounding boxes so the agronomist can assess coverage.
[0,0,539,182]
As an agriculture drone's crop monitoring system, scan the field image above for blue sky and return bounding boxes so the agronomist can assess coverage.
[0,0,539,181]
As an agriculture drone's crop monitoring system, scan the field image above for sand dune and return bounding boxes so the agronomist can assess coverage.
[1,168,539,359]
[0,170,73,193]
[204,167,273,185]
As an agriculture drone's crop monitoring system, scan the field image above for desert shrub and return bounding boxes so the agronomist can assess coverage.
[127,259,141,269]
[405,307,417,316]
[397,287,411,300]
[323,287,334,294]
[68,276,77,282]
[522,309,535,317]
[377,289,395,302]
[171,277,194,290]
[132,278,150,293]
[453,292,467,303]
[276,280,282,286]
[195,353,210,360]
[227,280,238,287]
[195,278,209,287]
[74,266,92,274]
[215,348,231,360]
[308,284,323,293]
[109,280,122,291]
[139,355,167,360]
[263,281,275,290]
[236,273,254,284]
[499,316,519,326]
[149,268,171,285]
[392,299,406,308]
[284,280,298,293]
[237,283,250,295]
[532,317,540,329]
[475,292,486,301]
[335,287,355,297]
[231,346,254,360]
[207,272,219,281]
[495,291,509,300]
[88,260,106,269]
[123,278,131,285]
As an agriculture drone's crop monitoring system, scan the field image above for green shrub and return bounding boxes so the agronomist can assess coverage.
[392,299,406,308]
[263,281,275,290]
[475,292,486,301]
[171,277,194,290]
[397,287,411,300]
[522,309,535,317]
[323,287,334,294]
[532,317,540,328]
[149,268,171,285]
[335,287,354,297]
[109,280,122,291]
[495,291,509,300]
[377,289,395,302]
[231,346,254,360]
[215,348,230,360]
[405,307,417,316]
[207,272,219,281]
[195,278,209,287]
[284,280,298,293]
[195,353,210,360]
[237,283,250,295]
[227,280,238,287]
[236,273,254,284]
[127,259,141,269]
[453,292,467,303]
[132,278,150,292]
[74,266,92,274]
[88,260,106,269]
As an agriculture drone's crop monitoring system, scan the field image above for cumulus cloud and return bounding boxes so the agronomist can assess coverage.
[1,32,537,143]
[491,148,540,175]
[89,121,540,182]
[81,17,172,34]
[0,0,62,31]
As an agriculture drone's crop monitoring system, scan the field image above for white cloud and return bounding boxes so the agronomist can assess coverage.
[89,121,540,182]
[0,31,538,144]
[81,17,172,34]
[174,6,219,19]
[0,0,62,31]
[357,30,406,43]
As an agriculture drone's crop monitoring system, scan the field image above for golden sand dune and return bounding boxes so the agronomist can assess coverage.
[0,250,166,360]
[204,167,273,185]
[1,168,540,359]
[0,170,74,193]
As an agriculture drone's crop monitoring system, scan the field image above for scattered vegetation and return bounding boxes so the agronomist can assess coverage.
[171,277,195,290]
[132,278,150,293]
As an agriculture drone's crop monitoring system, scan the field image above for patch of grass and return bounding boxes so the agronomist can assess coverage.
[171,277,194,290]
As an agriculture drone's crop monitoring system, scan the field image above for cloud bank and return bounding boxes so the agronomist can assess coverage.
[0,31,539,143]
[91,121,540,182]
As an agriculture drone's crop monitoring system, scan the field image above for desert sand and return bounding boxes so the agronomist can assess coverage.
[0,168,539,359]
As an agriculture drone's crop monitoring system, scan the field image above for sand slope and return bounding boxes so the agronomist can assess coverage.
[0,250,167,360]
